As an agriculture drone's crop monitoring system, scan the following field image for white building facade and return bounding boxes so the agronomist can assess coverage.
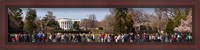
[56,18,81,30]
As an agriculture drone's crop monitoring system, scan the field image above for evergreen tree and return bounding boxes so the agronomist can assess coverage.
[42,11,59,33]
[8,8,24,32]
[113,8,134,34]
[23,8,37,34]
[73,21,80,30]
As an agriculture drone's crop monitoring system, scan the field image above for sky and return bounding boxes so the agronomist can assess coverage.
[21,8,155,21]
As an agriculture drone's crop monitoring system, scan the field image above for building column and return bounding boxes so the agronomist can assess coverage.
[67,22,69,29]
[62,21,63,29]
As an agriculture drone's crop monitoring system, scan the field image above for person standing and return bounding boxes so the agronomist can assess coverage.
[116,34,121,42]
[64,34,69,42]
[77,34,82,42]
[170,35,175,42]
[61,33,68,42]
[92,34,96,42]
[129,33,135,42]
[18,33,22,42]
[123,33,129,42]
[33,32,38,42]
[56,32,61,42]
[48,33,53,42]
[42,32,47,42]
[106,34,111,42]
[72,34,76,42]
[177,33,182,42]
[21,33,25,42]
[110,34,115,42]
[188,33,192,42]
[121,33,125,42]
[37,31,43,42]
[23,32,28,42]
[52,33,56,42]
[83,34,87,42]
[69,34,73,42]
[15,33,19,42]
[27,33,31,42]
[135,34,140,42]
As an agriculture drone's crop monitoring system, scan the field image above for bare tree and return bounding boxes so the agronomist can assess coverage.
[88,14,97,28]
[100,14,115,33]
[80,14,99,30]
[80,18,90,30]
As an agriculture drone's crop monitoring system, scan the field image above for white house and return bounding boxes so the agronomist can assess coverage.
[56,18,81,30]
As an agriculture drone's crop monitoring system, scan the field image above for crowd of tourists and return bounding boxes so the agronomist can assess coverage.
[8,32,192,43]
[98,32,192,42]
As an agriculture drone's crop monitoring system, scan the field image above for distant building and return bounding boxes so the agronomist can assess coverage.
[56,18,81,30]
